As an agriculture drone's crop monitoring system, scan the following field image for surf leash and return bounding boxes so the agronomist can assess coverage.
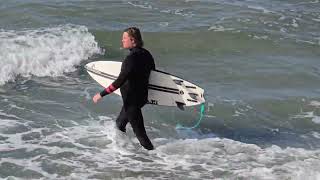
[176,103,206,130]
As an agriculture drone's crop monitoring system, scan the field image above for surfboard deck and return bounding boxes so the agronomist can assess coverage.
[85,61,205,109]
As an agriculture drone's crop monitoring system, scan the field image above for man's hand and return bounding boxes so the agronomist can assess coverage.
[93,93,102,104]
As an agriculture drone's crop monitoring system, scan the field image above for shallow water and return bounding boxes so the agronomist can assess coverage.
[0,0,320,179]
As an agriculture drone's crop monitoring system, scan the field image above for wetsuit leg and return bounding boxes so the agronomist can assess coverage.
[116,106,129,132]
[126,106,154,150]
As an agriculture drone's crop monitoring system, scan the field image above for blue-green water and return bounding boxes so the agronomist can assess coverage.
[0,0,320,179]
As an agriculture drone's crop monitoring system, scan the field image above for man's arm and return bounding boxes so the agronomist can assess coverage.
[100,55,133,97]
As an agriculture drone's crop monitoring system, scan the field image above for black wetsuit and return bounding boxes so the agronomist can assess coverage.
[100,47,155,150]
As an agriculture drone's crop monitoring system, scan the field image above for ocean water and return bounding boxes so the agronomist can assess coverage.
[0,0,320,179]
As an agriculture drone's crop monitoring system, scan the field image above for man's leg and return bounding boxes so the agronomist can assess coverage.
[116,106,129,132]
[127,106,154,150]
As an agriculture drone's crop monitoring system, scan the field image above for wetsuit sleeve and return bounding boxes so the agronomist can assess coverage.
[152,58,155,70]
[100,55,133,97]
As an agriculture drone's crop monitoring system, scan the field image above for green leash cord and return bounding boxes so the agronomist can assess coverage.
[176,103,206,130]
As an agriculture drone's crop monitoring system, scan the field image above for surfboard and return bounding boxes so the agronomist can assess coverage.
[85,61,205,110]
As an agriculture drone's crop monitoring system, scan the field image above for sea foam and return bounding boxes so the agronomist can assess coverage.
[0,24,102,85]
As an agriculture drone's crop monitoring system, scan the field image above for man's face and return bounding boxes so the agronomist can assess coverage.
[122,32,135,49]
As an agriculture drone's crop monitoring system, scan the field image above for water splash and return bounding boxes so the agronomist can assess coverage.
[0,24,102,85]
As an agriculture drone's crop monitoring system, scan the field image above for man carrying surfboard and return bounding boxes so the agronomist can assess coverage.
[93,27,155,150]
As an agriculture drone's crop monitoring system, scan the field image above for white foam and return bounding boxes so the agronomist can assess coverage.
[295,0,319,5]
[232,110,245,117]
[291,19,299,28]
[0,157,55,179]
[208,25,235,32]
[247,5,272,14]
[312,18,320,22]
[311,131,320,139]
[0,24,102,85]
[309,100,320,108]
[127,1,194,17]
[1,115,320,179]
[0,110,23,120]
[311,116,320,124]
[292,111,320,124]
[296,39,317,45]
[151,138,320,179]
[251,35,269,40]
[159,22,169,27]
[127,1,153,10]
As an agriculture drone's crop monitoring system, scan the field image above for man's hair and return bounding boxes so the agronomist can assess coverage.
[124,27,144,48]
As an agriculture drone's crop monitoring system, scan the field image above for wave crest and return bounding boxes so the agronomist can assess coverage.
[0,24,102,85]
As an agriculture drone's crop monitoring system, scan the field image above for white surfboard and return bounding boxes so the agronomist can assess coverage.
[85,61,205,110]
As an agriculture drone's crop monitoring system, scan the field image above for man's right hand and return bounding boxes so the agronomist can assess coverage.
[93,93,102,104]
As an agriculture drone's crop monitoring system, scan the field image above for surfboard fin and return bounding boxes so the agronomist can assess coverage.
[176,101,185,111]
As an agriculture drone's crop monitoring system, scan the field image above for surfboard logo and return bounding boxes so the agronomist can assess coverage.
[149,99,158,105]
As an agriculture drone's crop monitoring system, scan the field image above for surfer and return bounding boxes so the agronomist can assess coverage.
[93,27,155,150]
